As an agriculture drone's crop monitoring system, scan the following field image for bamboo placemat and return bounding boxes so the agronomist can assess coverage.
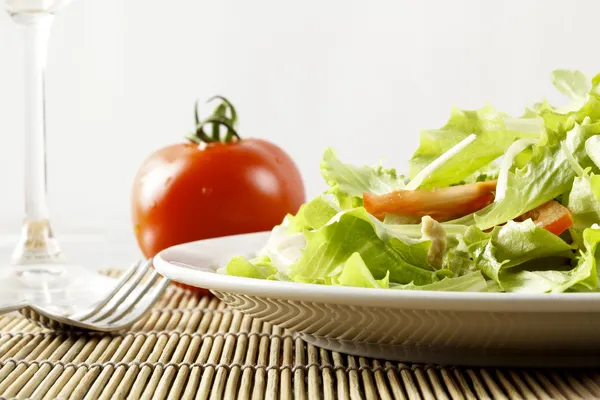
[0,270,599,399]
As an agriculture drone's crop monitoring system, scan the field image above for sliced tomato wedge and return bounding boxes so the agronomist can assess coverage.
[363,180,497,222]
[518,200,573,236]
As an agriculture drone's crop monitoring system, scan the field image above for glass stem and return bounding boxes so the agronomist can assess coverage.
[11,13,64,266]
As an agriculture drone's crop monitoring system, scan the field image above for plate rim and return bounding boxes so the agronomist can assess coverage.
[153,231,600,313]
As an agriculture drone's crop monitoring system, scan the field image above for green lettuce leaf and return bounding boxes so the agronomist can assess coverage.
[442,236,471,275]
[320,148,406,206]
[567,171,600,246]
[532,71,600,134]
[288,195,339,233]
[225,255,277,280]
[550,69,591,112]
[408,105,542,189]
[463,220,574,285]
[475,119,600,230]
[373,222,468,241]
[586,135,600,169]
[334,252,390,289]
[288,208,438,285]
[389,271,487,292]
[459,162,501,185]
[499,228,600,293]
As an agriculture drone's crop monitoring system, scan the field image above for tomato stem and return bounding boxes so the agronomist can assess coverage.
[207,95,238,126]
[188,96,241,144]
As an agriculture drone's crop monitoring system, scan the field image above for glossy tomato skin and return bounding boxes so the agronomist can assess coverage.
[132,138,305,268]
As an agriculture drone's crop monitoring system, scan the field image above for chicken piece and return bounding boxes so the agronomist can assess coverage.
[421,216,446,269]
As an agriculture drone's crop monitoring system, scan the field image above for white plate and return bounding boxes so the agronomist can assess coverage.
[154,232,600,367]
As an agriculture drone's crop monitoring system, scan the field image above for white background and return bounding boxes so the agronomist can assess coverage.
[0,0,596,268]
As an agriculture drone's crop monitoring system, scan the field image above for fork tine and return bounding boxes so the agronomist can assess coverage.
[102,274,170,326]
[90,278,170,330]
[68,259,146,321]
[85,268,160,324]
[76,259,152,323]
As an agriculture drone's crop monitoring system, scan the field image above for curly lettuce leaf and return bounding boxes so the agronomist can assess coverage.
[463,220,574,286]
[389,271,487,292]
[408,105,542,189]
[567,171,600,246]
[288,208,438,285]
[331,253,485,291]
[225,255,277,280]
[475,119,600,230]
[288,195,339,233]
[334,252,390,289]
[530,71,600,134]
[320,148,406,207]
[586,135,600,169]
[499,227,600,293]
[443,238,475,275]
[550,69,591,112]
[459,162,501,185]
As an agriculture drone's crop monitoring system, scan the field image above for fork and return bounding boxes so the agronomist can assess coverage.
[0,260,170,332]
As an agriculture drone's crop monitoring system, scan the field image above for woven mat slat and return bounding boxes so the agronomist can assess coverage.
[0,271,598,399]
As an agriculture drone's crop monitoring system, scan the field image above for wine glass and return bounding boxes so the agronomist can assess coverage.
[2,0,116,310]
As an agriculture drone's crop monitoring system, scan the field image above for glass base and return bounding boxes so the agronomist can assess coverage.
[11,262,69,295]
[0,262,119,315]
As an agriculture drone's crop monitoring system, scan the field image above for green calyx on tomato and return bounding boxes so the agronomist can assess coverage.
[186,96,241,145]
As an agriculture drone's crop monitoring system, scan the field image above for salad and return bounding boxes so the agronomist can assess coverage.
[220,69,600,293]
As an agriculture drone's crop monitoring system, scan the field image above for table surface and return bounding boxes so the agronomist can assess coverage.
[0,270,598,400]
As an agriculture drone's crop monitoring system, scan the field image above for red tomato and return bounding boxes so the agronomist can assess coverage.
[132,97,305,294]
[522,200,573,236]
[363,180,497,222]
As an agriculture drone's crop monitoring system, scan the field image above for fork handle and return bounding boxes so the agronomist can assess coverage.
[0,301,28,314]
